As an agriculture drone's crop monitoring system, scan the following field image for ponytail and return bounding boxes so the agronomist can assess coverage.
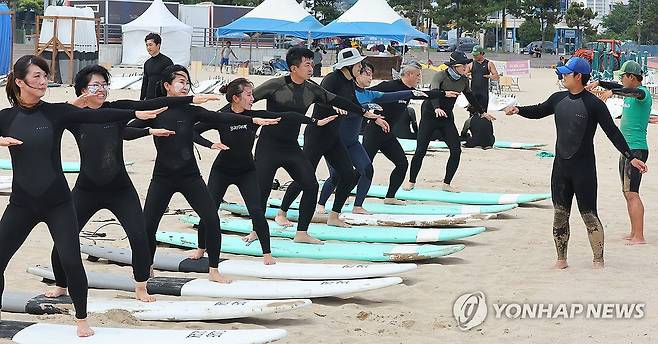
[5,55,50,106]
[219,77,253,103]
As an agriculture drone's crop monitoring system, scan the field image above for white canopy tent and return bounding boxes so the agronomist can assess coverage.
[121,0,193,66]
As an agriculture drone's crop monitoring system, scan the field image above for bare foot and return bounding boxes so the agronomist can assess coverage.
[327,212,351,228]
[592,261,605,269]
[242,231,258,244]
[351,206,372,215]
[208,268,232,283]
[294,232,324,244]
[275,210,294,227]
[75,319,95,337]
[263,254,276,265]
[402,182,415,191]
[623,233,634,240]
[316,204,328,214]
[626,237,646,245]
[187,248,206,260]
[384,198,405,205]
[442,183,457,192]
[149,266,155,278]
[44,286,67,298]
[552,260,568,269]
[135,282,156,302]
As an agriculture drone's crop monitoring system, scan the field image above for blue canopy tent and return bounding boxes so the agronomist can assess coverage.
[0,3,14,76]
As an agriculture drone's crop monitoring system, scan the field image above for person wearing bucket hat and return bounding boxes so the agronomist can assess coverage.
[505,56,648,269]
[277,47,386,229]
[405,51,495,193]
[585,60,651,245]
[252,47,378,244]
[461,45,499,148]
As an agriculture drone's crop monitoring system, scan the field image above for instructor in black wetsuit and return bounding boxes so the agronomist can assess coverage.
[505,57,648,269]
[462,45,499,148]
[252,47,377,244]
[141,33,173,100]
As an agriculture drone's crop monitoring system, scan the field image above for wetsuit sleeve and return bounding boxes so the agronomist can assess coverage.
[517,93,562,119]
[252,78,279,102]
[140,66,148,100]
[310,81,366,114]
[55,103,136,124]
[598,81,645,99]
[194,106,253,124]
[363,89,423,104]
[193,122,215,148]
[123,127,151,140]
[249,110,314,124]
[429,72,447,109]
[107,96,195,110]
[589,97,633,159]
[463,91,485,114]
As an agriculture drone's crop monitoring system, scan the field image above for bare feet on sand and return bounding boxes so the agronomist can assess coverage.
[623,233,634,240]
[275,210,294,227]
[553,260,568,269]
[242,231,258,244]
[402,182,415,191]
[351,206,372,215]
[625,237,646,245]
[209,268,232,283]
[384,197,405,205]
[188,248,206,259]
[44,286,67,298]
[135,282,156,302]
[592,261,605,269]
[316,204,328,214]
[442,183,457,192]
[327,211,351,227]
[75,319,95,337]
[294,232,324,244]
[263,253,276,265]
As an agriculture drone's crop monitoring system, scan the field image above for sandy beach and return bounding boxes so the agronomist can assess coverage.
[0,66,657,343]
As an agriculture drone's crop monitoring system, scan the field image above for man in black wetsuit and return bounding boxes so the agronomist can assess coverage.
[505,57,648,269]
[140,33,173,100]
[462,45,499,148]
[252,47,377,244]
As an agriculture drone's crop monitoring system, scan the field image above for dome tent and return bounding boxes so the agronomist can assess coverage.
[121,0,193,66]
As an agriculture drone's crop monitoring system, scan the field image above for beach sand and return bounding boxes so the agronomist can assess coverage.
[0,68,656,343]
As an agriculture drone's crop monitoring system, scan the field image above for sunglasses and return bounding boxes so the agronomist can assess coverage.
[87,83,109,94]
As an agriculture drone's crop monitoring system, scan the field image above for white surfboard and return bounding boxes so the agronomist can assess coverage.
[2,291,311,321]
[28,265,403,299]
[81,244,418,280]
[456,92,517,111]
[0,175,11,194]
[109,75,143,90]
[192,79,223,94]
[3,320,287,344]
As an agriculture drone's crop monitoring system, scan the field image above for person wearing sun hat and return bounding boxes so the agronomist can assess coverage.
[405,51,495,193]
[505,56,648,269]
[461,45,500,148]
[586,59,652,245]
[277,47,387,229]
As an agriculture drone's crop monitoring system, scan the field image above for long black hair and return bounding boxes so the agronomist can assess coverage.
[5,55,50,106]
[159,64,191,96]
[218,78,253,103]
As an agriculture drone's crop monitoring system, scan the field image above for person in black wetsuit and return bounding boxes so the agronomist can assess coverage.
[461,45,499,148]
[405,52,494,193]
[141,33,173,100]
[44,65,222,303]
[252,47,377,244]
[192,78,336,264]
[505,57,648,269]
[128,65,280,283]
[0,55,164,337]
[277,48,387,228]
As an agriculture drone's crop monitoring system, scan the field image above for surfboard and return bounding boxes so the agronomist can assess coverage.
[297,136,418,152]
[80,244,417,279]
[2,291,311,321]
[422,140,547,150]
[220,203,476,227]
[1,320,287,344]
[606,97,658,118]
[455,92,518,111]
[181,217,485,244]
[28,265,403,299]
[0,160,134,173]
[0,175,11,194]
[157,231,465,262]
[108,75,142,90]
[192,79,222,94]
[354,184,551,205]
[268,197,517,215]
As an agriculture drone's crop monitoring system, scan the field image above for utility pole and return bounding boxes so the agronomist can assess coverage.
[637,0,642,45]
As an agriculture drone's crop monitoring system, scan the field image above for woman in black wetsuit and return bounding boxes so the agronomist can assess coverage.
[127,65,279,283]
[0,55,164,337]
[192,78,336,265]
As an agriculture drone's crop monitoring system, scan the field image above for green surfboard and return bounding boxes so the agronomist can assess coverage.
[0,159,134,173]
[268,198,517,215]
[416,139,546,150]
[156,231,465,262]
[354,184,551,205]
[181,216,485,243]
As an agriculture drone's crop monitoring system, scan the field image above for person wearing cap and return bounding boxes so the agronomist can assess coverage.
[277,47,387,229]
[586,60,652,245]
[406,51,495,193]
[505,57,648,269]
[461,45,499,148]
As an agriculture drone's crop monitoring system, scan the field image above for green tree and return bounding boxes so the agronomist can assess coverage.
[15,0,42,15]
[511,0,562,51]
[310,0,342,24]
[601,0,658,44]
[517,17,554,46]
[431,0,498,38]
[564,2,596,47]
[389,0,433,28]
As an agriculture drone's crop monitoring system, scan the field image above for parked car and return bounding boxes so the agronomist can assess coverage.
[521,41,556,54]
[437,37,479,52]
